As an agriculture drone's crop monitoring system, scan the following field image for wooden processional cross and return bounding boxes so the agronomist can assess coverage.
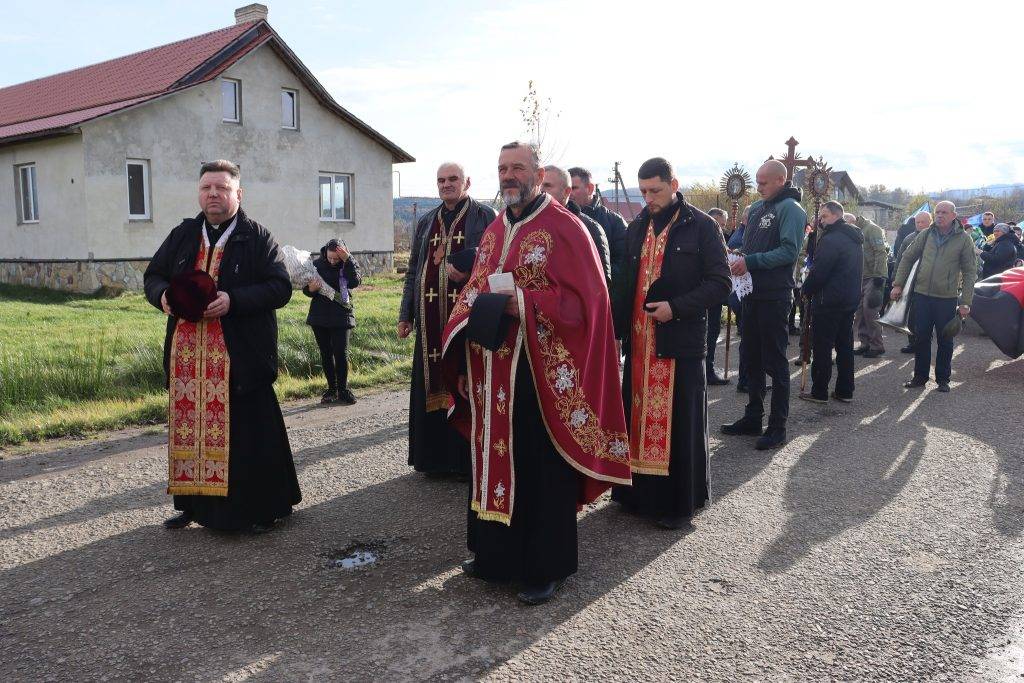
[772,136,815,181]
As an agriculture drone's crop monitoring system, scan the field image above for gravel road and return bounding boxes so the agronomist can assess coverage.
[1,331,1022,681]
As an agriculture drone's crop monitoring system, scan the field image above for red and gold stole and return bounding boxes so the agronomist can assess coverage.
[167,225,233,496]
[418,201,470,412]
[628,209,680,476]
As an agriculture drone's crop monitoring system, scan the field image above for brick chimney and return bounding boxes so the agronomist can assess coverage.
[235,3,268,24]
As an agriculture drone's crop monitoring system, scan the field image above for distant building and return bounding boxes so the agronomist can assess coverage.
[794,169,861,204]
[858,199,904,230]
[0,4,413,292]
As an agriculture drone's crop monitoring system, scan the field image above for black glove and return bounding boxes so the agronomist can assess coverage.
[872,277,886,289]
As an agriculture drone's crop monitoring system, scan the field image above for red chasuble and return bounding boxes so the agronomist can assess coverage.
[418,202,469,412]
[441,194,631,525]
[167,227,232,496]
[628,215,679,476]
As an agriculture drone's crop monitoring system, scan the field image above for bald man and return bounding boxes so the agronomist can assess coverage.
[399,163,497,475]
[721,160,805,449]
[542,165,612,287]
[891,201,977,392]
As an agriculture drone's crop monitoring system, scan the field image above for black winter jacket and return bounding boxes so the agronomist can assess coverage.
[979,232,1022,279]
[567,199,612,287]
[611,193,731,358]
[143,209,292,395]
[582,196,629,284]
[800,220,864,312]
[303,243,361,328]
[399,197,496,323]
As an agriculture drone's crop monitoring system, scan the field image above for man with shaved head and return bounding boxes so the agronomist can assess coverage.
[542,165,611,287]
[721,159,805,449]
[399,162,496,476]
[891,201,977,392]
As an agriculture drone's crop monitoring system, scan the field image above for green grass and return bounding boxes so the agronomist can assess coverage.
[0,277,412,446]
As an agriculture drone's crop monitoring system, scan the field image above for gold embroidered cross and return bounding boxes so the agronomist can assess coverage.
[448,289,458,303]
[429,233,442,247]
[426,288,438,302]
[452,232,465,245]
[429,348,441,362]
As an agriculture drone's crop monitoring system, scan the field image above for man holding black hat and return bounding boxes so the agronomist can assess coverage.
[398,162,496,477]
[609,157,730,528]
[144,159,300,533]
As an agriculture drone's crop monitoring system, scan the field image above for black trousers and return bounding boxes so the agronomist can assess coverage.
[312,325,351,391]
[706,303,723,373]
[810,307,855,400]
[729,295,747,386]
[741,298,791,428]
[911,293,957,383]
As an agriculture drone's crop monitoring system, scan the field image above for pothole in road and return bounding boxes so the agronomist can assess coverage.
[326,542,385,570]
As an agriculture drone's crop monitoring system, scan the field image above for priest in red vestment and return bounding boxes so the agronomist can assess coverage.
[442,141,631,605]
[610,157,731,529]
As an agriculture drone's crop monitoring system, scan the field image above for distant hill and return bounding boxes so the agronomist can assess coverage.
[930,184,1024,200]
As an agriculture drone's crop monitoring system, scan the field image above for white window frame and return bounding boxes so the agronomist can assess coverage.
[15,163,38,224]
[126,159,151,220]
[281,88,298,130]
[221,78,241,123]
[318,173,353,222]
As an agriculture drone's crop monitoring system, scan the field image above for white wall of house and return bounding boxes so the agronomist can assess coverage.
[3,41,396,261]
[0,136,86,259]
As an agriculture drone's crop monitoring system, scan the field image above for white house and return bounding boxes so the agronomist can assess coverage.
[0,4,413,292]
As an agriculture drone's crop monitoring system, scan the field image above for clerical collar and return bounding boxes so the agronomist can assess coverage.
[507,192,545,227]
[204,213,238,244]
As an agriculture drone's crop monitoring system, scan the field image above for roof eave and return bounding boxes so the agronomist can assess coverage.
[0,127,79,149]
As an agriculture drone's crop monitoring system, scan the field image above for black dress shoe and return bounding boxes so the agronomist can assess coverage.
[798,391,827,404]
[461,558,481,578]
[736,383,748,394]
[789,326,801,336]
[706,372,730,386]
[900,345,915,354]
[793,358,807,366]
[720,416,764,436]
[163,512,193,529]
[903,378,928,389]
[337,388,357,405]
[936,382,950,393]
[830,392,853,403]
[656,515,693,530]
[853,346,868,356]
[863,349,885,358]
[756,428,787,450]
[251,521,276,534]
[517,580,562,606]
[320,390,338,404]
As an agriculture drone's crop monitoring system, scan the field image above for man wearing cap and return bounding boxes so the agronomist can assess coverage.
[979,223,1022,279]
[144,159,300,533]
[891,201,977,393]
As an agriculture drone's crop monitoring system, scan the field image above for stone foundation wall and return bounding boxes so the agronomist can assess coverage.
[0,251,395,294]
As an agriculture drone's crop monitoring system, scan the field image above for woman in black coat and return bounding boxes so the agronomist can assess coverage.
[304,239,361,404]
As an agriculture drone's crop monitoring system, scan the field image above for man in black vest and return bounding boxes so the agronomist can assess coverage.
[720,160,806,449]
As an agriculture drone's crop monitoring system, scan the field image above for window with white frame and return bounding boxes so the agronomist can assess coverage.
[281,88,298,129]
[221,78,241,123]
[319,173,352,221]
[16,163,38,223]
[126,159,151,220]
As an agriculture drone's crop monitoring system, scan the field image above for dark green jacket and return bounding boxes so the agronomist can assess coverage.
[855,216,889,280]
[893,222,978,306]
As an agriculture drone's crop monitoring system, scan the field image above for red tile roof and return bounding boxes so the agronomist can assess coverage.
[0,19,413,162]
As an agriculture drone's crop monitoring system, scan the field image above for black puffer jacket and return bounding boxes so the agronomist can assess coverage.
[143,209,292,395]
[979,231,1022,278]
[800,219,864,312]
[582,196,629,283]
[611,193,731,358]
[567,199,611,287]
[303,243,361,328]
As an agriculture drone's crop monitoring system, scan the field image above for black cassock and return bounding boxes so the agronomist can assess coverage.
[612,358,710,519]
[174,384,301,531]
[467,359,579,585]
[408,333,470,475]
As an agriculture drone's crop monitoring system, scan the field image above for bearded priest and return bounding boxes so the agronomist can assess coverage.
[144,159,301,534]
[442,141,631,605]
[610,157,731,529]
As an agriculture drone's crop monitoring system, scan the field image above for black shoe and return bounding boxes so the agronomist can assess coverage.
[830,392,852,403]
[461,558,481,579]
[863,349,885,358]
[736,383,748,394]
[789,326,801,336]
[900,345,915,354]
[163,511,193,529]
[251,521,276,534]
[798,391,827,404]
[517,581,562,606]
[793,358,807,367]
[756,428,787,450]
[936,382,950,393]
[337,388,357,405]
[903,378,928,389]
[656,515,693,530]
[720,416,764,436]
[321,389,338,404]
[706,372,730,386]
[853,346,868,356]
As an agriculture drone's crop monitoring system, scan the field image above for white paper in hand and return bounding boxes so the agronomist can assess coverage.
[487,272,516,295]
[728,253,754,301]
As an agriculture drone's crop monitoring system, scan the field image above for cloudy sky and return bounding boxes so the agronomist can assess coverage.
[2,0,1020,197]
